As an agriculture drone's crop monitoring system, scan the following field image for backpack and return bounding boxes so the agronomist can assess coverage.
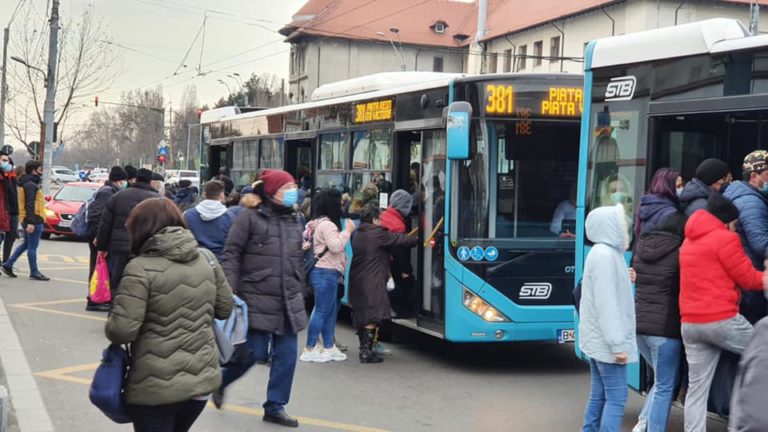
[71,192,98,237]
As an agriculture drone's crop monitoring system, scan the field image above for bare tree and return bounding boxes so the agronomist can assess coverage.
[215,72,285,108]
[5,4,119,157]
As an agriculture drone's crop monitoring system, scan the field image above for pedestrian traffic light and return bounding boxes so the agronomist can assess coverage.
[94,96,99,107]
[157,154,166,164]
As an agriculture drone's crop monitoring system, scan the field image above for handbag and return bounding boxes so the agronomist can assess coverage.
[89,344,132,424]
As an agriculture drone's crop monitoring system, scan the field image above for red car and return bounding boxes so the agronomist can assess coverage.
[43,182,101,239]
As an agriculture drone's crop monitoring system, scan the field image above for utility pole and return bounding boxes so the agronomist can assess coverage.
[168,102,173,169]
[0,27,10,150]
[41,0,60,194]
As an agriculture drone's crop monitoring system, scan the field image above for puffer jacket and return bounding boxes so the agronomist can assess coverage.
[730,317,768,431]
[86,182,120,239]
[578,204,638,364]
[724,181,768,269]
[17,174,44,225]
[679,178,713,216]
[634,230,682,339]
[105,227,233,406]
[96,182,159,254]
[221,200,308,335]
[636,194,677,236]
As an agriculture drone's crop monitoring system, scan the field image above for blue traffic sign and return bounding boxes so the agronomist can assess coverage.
[470,246,485,261]
[457,246,471,261]
[485,246,499,262]
[159,146,169,156]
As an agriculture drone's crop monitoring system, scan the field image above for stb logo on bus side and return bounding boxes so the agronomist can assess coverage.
[519,282,552,300]
[604,76,637,101]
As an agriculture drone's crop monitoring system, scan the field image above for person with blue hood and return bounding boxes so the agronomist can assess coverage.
[679,158,730,216]
[635,168,681,237]
[579,204,637,432]
[183,180,235,261]
[173,179,198,211]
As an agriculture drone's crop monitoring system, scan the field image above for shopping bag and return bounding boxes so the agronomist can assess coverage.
[90,253,111,304]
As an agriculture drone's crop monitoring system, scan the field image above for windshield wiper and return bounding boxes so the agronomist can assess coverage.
[487,251,537,274]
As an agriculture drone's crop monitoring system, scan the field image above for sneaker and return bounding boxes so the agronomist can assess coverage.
[299,348,328,363]
[29,272,50,281]
[374,342,393,357]
[632,419,647,432]
[1,266,17,278]
[322,345,347,362]
[334,338,348,352]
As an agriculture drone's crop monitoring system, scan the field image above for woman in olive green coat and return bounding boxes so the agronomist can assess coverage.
[105,198,233,432]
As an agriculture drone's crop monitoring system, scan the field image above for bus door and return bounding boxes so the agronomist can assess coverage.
[284,136,314,191]
[207,142,230,181]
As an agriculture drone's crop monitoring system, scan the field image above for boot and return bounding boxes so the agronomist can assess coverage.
[358,328,383,364]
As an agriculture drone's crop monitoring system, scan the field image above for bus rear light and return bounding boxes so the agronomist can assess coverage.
[462,288,510,322]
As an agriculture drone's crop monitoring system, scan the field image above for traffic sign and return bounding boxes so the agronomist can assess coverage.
[485,246,499,262]
[470,246,485,261]
[457,246,471,261]
[159,146,168,156]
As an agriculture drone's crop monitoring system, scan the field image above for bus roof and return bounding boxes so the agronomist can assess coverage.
[311,72,464,101]
[590,18,751,69]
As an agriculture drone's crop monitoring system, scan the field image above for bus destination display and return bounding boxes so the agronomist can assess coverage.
[354,99,394,123]
[483,84,583,118]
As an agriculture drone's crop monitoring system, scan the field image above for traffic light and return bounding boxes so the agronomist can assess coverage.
[94,96,99,107]
[157,154,166,164]
[195,108,203,117]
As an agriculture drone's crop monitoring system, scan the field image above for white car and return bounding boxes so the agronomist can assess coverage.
[165,170,200,189]
[88,172,109,183]
[50,167,79,184]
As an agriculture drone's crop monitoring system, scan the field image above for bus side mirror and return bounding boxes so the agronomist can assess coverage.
[446,101,472,160]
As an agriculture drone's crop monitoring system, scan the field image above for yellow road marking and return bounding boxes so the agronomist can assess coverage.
[36,363,390,432]
[11,304,106,322]
[12,298,86,307]
[15,272,87,285]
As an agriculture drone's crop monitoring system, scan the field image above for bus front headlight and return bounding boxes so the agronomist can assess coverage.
[462,288,510,322]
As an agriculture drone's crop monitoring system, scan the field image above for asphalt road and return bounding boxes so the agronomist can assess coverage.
[0,236,728,432]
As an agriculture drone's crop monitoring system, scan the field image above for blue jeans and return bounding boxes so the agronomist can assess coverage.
[220,330,298,414]
[582,359,628,432]
[4,223,43,274]
[306,267,340,349]
[637,335,682,432]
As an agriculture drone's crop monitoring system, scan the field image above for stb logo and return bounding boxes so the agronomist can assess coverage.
[604,76,637,101]
[519,283,552,300]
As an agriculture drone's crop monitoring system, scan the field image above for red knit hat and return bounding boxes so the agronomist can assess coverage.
[260,169,296,196]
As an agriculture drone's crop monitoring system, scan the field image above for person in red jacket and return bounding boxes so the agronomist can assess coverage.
[679,193,767,432]
[380,189,414,319]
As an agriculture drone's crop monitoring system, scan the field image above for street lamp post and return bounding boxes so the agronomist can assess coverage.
[0,0,27,150]
[376,28,406,71]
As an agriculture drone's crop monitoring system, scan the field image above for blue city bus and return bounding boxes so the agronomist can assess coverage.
[576,18,768,406]
[200,71,583,343]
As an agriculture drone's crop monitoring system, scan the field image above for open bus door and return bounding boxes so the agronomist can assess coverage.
[284,136,314,191]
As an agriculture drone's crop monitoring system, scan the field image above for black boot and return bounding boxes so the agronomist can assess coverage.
[358,328,383,364]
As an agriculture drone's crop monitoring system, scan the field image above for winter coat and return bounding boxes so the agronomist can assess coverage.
[636,194,677,236]
[724,181,768,269]
[730,317,768,431]
[86,182,120,239]
[1,172,18,216]
[578,205,638,364]
[0,180,9,233]
[633,230,683,339]
[173,187,198,211]
[679,178,712,216]
[96,182,159,254]
[105,227,233,406]
[17,174,44,225]
[221,200,308,335]
[307,217,349,274]
[184,200,235,261]
[380,207,413,277]
[349,223,418,328]
[679,209,764,324]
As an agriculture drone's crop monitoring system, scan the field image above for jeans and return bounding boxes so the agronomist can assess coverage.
[306,267,340,349]
[4,223,43,274]
[126,399,206,432]
[1,214,18,262]
[637,335,682,432]
[221,330,298,414]
[681,314,753,432]
[582,359,628,432]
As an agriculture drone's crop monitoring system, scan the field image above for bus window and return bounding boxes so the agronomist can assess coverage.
[232,140,258,187]
[259,138,283,169]
[319,133,349,170]
[353,129,391,171]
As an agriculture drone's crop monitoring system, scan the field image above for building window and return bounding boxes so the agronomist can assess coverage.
[550,36,561,61]
[503,49,512,73]
[433,56,444,72]
[517,45,527,70]
[487,52,498,74]
[534,41,543,66]
[432,21,447,34]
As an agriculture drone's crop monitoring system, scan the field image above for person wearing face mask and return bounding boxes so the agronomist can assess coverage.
[679,158,730,217]
[0,152,18,266]
[84,166,128,311]
[183,180,234,261]
[217,169,307,428]
[679,193,768,432]
[1,161,48,281]
[634,168,681,239]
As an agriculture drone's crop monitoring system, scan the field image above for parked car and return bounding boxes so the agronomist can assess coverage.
[88,172,109,183]
[43,182,101,239]
[51,167,79,185]
[165,169,200,189]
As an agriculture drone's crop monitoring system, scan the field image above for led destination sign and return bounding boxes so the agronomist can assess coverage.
[354,99,394,123]
[483,84,583,118]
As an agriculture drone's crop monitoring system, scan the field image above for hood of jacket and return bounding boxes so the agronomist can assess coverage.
[195,199,227,221]
[586,204,627,251]
[639,194,677,225]
[684,209,727,241]
[723,180,768,204]
[174,187,197,202]
[17,173,40,187]
[139,226,200,263]
[635,231,683,263]
[679,178,711,208]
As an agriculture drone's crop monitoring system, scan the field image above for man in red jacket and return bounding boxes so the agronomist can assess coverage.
[679,193,767,432]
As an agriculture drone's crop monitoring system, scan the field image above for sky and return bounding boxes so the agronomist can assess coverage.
[0,0,307,149]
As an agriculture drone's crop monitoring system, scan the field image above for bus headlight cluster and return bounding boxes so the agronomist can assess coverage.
[463,288,510,322]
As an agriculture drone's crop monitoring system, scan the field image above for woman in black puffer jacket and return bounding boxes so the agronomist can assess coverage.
[631,211,686,432]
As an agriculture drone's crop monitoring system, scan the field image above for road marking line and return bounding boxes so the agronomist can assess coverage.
[11,298,86,307]
[15,271,87,285]
[35,363,389,432]
[11,304,106,322]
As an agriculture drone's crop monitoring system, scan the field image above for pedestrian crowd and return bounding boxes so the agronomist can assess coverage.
[580,152,768,432]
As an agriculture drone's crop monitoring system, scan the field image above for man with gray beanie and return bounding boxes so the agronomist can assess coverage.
[380,190,415,318]
[679,158,730,216]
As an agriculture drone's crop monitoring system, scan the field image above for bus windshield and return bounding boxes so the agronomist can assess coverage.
[455,119,580,244]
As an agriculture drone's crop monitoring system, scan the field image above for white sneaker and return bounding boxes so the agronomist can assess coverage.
[631,419,647,432]
[322,346,347,362]
[299,348,328,363]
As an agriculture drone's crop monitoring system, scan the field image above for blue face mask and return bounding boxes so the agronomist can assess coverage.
[0,162,11,173]
[610,191,629,204]
[281,188,298,207]
[762,182,768,193]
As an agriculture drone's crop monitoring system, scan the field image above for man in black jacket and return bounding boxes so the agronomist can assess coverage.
[85,166,127,311]
[0,152,18,263]
[96,168,158,291]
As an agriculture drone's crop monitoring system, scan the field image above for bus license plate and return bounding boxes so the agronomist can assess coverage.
[558,329,575,344]
[59,219,71,228]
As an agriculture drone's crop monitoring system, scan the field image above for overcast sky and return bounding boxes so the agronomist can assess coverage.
[1,0,307,147]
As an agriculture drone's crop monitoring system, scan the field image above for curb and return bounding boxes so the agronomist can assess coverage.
[0,295,54,432]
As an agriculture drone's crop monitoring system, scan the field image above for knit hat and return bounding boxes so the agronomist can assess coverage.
[108,166,127,182]
[135,168,153,184]
[694,158,729,186]
[260,169,296,196]
[151,172,164,182]
[124,165,138,181]
[389,189,413,217]
[743,150,768,174]
[706,193,739,224]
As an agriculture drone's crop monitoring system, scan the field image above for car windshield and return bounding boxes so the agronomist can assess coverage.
[180,172,196,178]
[55,169,75,175]
[54,186,95,202]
